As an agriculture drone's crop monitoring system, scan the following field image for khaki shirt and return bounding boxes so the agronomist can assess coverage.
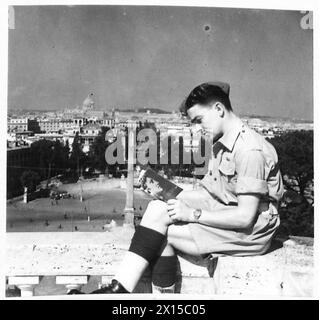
[200,119,284,206]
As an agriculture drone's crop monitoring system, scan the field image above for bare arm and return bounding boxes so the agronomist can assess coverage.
[168,149,268,229]
[194,194,260,229]
[167,194,260,230]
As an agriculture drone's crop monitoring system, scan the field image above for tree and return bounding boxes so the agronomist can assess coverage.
[7,168,24,199]
[30,139,70,180]
[50,140,70,177]
[30,139,55,179]
[88,126,112,173]
[268,130,314,237]
[136,122,158,171]
[63,140,71,165]
[268,130,313,199]
[278,196,314,237]
[70,132,86,177]
[20,170,41,193]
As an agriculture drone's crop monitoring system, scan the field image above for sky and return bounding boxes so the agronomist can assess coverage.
[7,5,313,120]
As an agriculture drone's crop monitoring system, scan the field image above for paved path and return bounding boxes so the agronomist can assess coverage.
[7,187,153,232]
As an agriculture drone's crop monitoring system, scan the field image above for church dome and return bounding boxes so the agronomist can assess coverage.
[83,93,94,110]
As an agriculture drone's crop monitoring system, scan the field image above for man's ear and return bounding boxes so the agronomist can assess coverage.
[214,102,225,117]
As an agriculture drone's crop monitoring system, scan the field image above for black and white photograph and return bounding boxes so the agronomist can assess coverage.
[2,0,316,301]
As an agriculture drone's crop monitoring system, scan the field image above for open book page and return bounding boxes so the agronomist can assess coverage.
[138,168,183,202]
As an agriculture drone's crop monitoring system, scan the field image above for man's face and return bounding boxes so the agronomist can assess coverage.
[187,103,223,141]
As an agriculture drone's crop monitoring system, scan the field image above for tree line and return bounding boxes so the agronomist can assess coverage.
[268,130,313,237]
[7,127,116,198]
[8,127,314,238]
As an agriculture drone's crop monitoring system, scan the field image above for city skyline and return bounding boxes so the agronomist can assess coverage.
[8,6,313,121]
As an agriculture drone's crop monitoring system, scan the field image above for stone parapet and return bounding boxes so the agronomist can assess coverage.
[5,230,313,297]
[213,237,314,297]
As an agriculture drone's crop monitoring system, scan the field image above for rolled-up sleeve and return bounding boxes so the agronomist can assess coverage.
[235,150,268,195]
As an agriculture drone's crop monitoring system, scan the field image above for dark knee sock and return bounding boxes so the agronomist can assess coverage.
[151,255,178,287]
[129,225,166,264]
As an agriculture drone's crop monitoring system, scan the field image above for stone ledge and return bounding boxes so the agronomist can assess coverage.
[5,229,134,277]
[5,230,314,297]
[213,238,313,297]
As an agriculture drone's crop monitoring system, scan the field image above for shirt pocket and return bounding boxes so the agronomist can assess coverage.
[219,156,237,184]
[218,155,235,176]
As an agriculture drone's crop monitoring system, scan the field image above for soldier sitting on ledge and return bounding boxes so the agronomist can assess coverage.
[69,81,284,294]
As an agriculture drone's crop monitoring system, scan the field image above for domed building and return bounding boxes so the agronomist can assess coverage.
[82,93,95,112]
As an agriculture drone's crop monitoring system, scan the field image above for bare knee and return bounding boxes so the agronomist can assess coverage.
[166,224,179,246]
[141,200,169,226]
[166,224,200,256]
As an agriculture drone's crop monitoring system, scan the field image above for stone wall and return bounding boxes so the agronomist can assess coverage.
[5,230,314,297]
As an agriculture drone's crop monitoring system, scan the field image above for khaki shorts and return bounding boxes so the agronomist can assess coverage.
[177,187,280,257]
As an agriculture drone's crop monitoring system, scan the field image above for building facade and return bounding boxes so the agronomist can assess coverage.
[8,118,40,133]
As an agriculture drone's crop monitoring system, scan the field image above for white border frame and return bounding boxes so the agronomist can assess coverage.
[0,0,317,300]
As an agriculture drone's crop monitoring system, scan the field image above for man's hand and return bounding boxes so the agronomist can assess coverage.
[167,199,193,223]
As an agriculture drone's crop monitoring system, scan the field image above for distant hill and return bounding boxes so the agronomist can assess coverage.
[8,108,58,114]
[7,108,312,123]
[117,107,171,114]
[9,107,172,115]
[240,113,313,123]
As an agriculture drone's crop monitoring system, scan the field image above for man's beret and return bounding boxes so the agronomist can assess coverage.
[206,81,230,96]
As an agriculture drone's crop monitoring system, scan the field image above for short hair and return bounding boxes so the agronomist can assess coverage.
[180,82,232,116]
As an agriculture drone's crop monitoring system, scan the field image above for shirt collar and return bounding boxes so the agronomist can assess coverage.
[218,119,244,152]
